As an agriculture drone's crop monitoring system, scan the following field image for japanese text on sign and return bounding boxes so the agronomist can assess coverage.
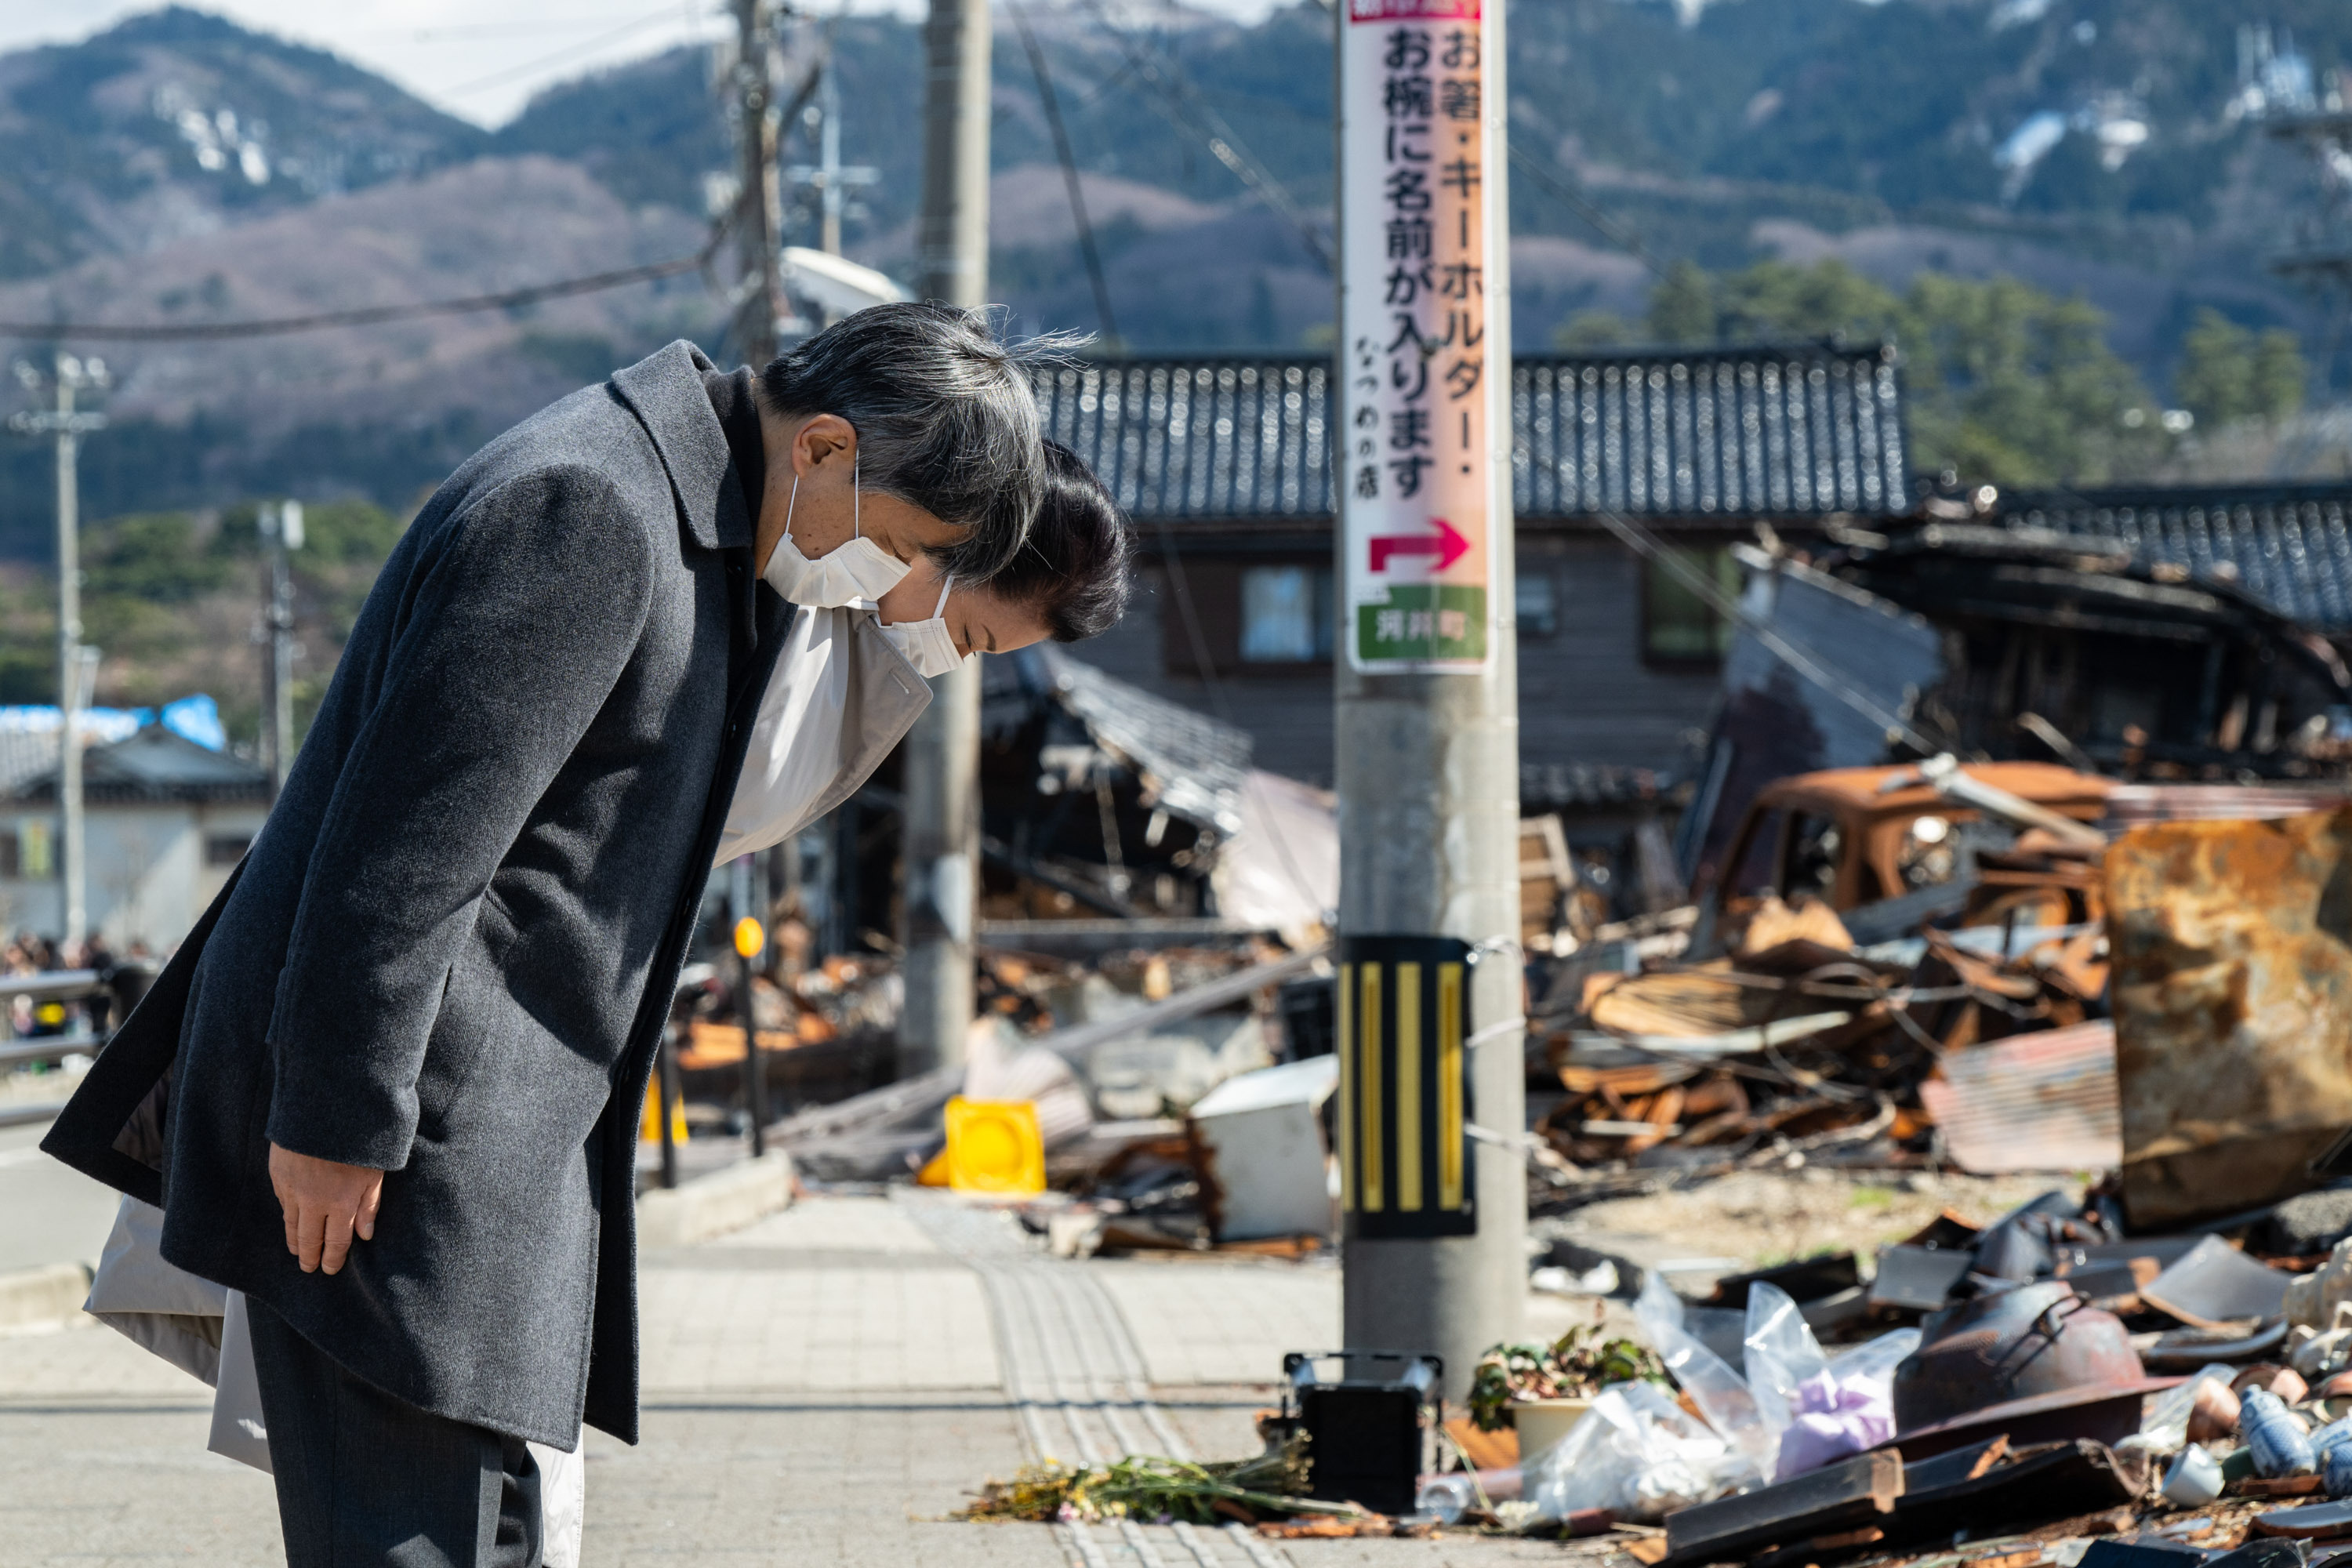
[1340,0,1497,671]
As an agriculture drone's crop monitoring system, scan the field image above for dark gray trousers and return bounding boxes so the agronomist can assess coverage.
[245,1296,544,1568]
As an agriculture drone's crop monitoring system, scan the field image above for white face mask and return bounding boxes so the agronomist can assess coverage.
[880,575,967,678]
[760,456,912,608]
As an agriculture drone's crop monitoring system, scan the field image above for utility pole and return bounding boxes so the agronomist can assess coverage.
[257,499,302,798]
[9,351,107,951]
[1331,0,1524,1398]
[818,66,845,256]
[729,0,787,362]
[896,0,991,1078]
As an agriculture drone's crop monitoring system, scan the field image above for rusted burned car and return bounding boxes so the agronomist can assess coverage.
[1706,761,2114,941]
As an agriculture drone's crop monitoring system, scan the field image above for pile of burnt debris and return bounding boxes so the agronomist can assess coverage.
[1518,756,2352,1227]
[1448,1178,2352,1568]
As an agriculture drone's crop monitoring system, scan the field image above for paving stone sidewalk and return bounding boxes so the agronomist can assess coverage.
[0,1190,1573,1566]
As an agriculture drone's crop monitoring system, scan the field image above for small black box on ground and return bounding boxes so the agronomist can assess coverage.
[1282,1351,1440,1518]
[1276,976,1337,1059]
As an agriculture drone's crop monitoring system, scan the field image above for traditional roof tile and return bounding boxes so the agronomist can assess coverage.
[1030,342,1910,523]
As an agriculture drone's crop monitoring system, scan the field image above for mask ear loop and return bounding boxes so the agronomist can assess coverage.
[932,573,953,618]
[852,450,860,541]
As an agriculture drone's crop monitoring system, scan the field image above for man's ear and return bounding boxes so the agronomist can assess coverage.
[793,413,858,474]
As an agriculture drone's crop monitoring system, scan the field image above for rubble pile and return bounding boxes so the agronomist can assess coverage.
[1526,769,2352,1209]
[1429,1175,2352,1566]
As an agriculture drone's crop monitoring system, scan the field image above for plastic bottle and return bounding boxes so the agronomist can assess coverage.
[2239,1388,2318,1479]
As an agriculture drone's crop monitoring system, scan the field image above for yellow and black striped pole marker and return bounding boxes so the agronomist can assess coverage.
[1338,935,1476,1240]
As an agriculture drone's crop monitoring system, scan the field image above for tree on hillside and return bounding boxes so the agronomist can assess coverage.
[0,499,408,741]
[1715,259,1907,345]
[1646,261,1717,346]
[2175,308,2307,433]
[1554,256,2169,489]
[1902,274,2164,489]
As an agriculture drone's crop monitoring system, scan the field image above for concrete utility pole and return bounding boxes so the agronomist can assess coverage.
[896,0,991,1077]
[9,351,107,949]
[1331,0,1525,1397]
[258,499,303,798]
[818,66,846,256]
[730,0,788,361]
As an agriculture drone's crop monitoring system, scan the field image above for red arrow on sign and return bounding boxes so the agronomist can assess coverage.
[1368,516,1472,573]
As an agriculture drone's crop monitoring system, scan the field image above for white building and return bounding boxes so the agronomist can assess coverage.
[1,725,269,955]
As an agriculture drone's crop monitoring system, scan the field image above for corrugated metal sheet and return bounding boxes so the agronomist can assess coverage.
[2103,784,2350,826]
[1021,644,1254,835]
[2004,484,2352,631]
[1918,1020,2122,1174]
[1029,343,1910,524]
[2107,808,2352,1229]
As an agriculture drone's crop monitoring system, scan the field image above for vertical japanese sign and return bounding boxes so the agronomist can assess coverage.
[1339,0,1500,673]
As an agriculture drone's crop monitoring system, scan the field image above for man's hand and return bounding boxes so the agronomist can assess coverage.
[268,1144,385,1276]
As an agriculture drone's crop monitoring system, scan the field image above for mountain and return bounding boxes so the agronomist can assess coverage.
[0,6,484,280]
[0,0,2346,557]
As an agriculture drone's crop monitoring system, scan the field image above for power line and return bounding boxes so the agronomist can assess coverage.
[437,5,695,98]
[1588,506,1935,753]
[1011,2,1120,345]
[1072,0,1331,270]
[0,254,708,343]
[1506,145,1670,281]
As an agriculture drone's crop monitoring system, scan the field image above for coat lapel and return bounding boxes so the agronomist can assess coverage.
[608,341,753,556]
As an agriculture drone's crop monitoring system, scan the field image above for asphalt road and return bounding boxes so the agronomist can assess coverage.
[0,1117,120,1277]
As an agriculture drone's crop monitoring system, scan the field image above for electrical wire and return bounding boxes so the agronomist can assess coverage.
[1505,145,1671,281]
[436,5,695,99]
[1588,506,1938,753]
[1072,0,1331,270]
[0,254,710,343]
[1011,3,1122,346]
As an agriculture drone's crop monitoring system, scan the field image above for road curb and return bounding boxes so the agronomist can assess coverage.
[0,1261,91,1333]
[637,1150,794,1247]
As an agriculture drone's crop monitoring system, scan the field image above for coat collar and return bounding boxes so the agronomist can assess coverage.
[609,340,755,554]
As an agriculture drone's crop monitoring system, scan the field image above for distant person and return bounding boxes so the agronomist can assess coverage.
[44,303,1093,1566]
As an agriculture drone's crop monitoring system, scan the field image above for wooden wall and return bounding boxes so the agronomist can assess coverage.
[1069,535,1725,789]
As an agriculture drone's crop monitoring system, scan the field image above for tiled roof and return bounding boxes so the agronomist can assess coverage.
[2002,484,2352,631]
[1029,342,1910,524]
[4,725,270,804]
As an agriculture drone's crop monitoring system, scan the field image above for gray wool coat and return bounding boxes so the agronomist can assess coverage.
[43,339,927,1448]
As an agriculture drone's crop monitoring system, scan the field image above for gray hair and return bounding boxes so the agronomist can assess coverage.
[757,302,1050,583]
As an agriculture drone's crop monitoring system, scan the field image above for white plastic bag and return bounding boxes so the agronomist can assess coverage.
[1743,1287,1917,1480]
[1635,1271,1774,1472]
[1741,1283,1829,1441]
[1529,1381,1748,1523]
[1795,1326,1923,1473]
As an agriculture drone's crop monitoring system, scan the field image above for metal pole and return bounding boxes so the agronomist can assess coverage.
[7,354,103,952]
[656,1024,684,1189]
[732,0,786,361]
[818,64,844,258]
[53,361,85,951]
[271,500,299,795]
[1331,0,1524,1399]
[731,855,771,1156]
[897,0,990,1080]
[256,503,278,789]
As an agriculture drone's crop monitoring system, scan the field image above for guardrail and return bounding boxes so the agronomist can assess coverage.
[0,966,155,1130]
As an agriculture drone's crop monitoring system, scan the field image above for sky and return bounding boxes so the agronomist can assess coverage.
[0,0,1280,127]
